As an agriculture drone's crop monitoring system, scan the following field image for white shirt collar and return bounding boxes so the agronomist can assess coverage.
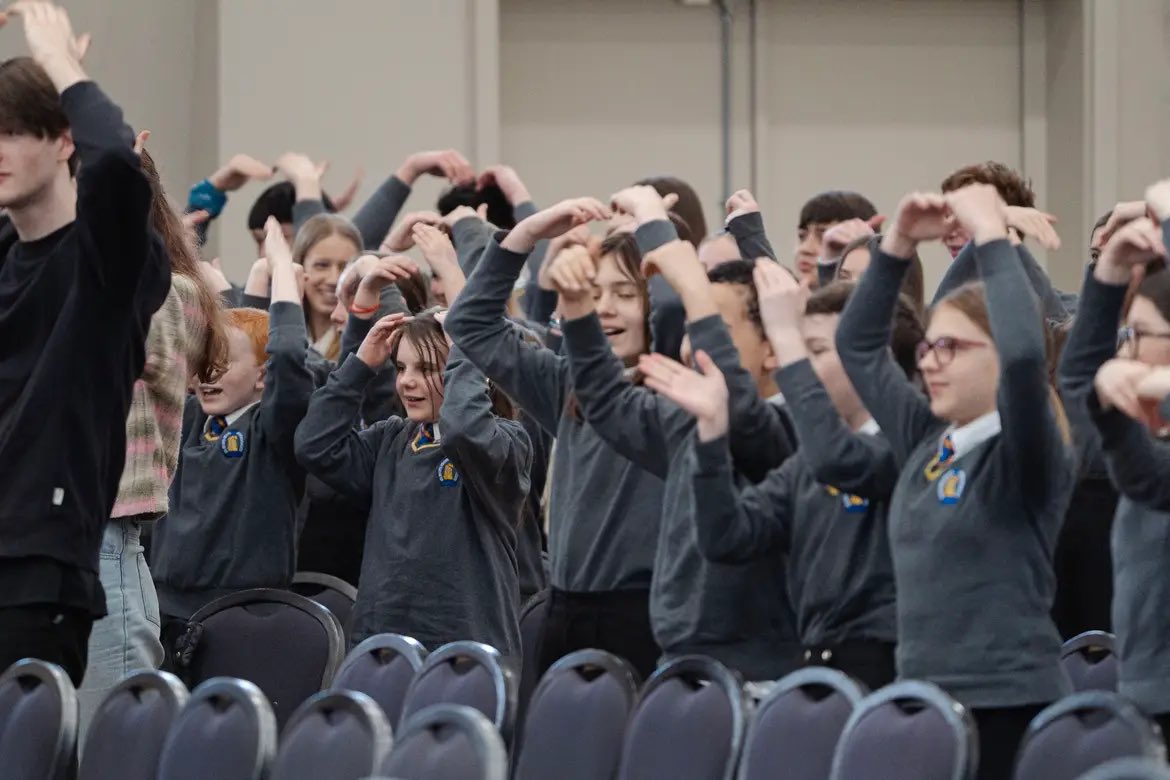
[202,400,261,435]
[943,410,1001,458]
[766,392,786,408]
[858,417,881,436]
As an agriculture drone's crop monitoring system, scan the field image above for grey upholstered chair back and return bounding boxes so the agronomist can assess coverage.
[79,669,188,780]
[0,658,78,780]
[270,690,392,780]
[380,703,507,780]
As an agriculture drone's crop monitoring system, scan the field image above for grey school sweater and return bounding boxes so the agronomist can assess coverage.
[836,240,1073,709]
[934,240,1069,324]
[445,236,665,594]
[294,349,530,655]
[155,302,315,618]
[1059,262,1170,715]
[691,358,899,648]
[562,311,800,680]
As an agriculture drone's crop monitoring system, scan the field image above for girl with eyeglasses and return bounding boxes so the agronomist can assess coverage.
[1059,180,1170,749]
[836,184,1074,780]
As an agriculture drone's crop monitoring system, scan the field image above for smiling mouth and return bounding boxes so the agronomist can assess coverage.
[403,395,426,405]
[603,326,626,338]
[199,386,223,398]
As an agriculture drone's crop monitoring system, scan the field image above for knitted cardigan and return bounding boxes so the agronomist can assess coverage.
[111,273,208,519]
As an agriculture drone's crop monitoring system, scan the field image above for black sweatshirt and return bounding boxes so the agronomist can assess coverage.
[836,239,1073,709]
[1058,241,1170,715]
[0,81,169,615]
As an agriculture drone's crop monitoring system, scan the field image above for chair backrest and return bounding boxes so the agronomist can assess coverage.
[0,658,77,780]
[830,680,977,780]
[332,633,428,726]
[79,670,189,780]
[616,655,748,780]
[1061,632,1119,693]
[516,589,549,720]
[1077,757,1170,780]
[399,641,516,744]
[156,677,278,780]
[290,571,358,633]
[1012,691,1165,780]
[180,588,346,729]
[380,703,507,780]
[740,667,868,780]
[270,690,392,780]
[513,649,640,780]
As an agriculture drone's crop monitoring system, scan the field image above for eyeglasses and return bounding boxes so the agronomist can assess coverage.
[1117,326,1170,352]
[915,336,990,367]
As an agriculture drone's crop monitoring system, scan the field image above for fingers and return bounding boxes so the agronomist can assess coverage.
[548,244,597,294]
[867,215,887,230]
[692,350,723,378]
[182,209,210,228]
[368,312,411,338]
[263,215,292,261]
[132,129,150,155]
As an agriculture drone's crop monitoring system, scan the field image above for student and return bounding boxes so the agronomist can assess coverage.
[835,185,1074,779]
[78,146,229,732]
[1058,188,1170,744]
[723,187,877,287]
[0,5,169,685]
[287,213,363,362]
[294,305,531,654]
[939,162,1037,257]
[832,233,926,314]
[551,187,800,683]
[153,219,313,656]
[697,231,740,271]
[446,197,669,678]
[650,266,922,692]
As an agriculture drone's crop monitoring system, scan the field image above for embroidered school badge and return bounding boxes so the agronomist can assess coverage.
[220,430,245,458]
[410,424,441,453]
[437,458,460,486]
[937,467,966,505]
[825,485,869,513]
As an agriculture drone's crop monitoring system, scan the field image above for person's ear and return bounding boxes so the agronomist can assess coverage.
[254,365,267,393]
[58,129,76,168]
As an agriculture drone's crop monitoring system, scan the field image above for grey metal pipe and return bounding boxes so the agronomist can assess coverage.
[719,0,733,203]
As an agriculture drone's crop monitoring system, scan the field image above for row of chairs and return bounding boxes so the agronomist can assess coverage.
[2,638,1166,780]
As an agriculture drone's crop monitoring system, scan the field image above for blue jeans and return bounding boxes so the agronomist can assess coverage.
[77,518,165,747]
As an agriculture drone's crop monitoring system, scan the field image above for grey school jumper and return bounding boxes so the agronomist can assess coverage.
[294,349,530,655]
[934,240,1069,324]
[836,240,1073,709]
[690,358,898,648]
[1059,258,1170,716]
[445,236,665,594]
[154,302,315,618]
[562,310,799,679]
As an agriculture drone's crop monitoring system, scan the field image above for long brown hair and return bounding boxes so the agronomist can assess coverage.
[934,281,1070,444]
[390,314,515,420]
[293,214,363,359]
[139,149,228,383]
[636,175,707,246]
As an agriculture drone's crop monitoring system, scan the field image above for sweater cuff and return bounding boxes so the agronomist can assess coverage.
[451,215,487,248]
[634,220,678,255]
[560,311,609,353]
[488,232,533,269]
[336,353,379,386]
[726,211,764,238]
[775,359,819,399]
[694,435,733,474]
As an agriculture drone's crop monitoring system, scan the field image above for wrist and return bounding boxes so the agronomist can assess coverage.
[972,222,1009,245]
[352,288,381,313]
[505,186,532,206]
[395,162,419,186]
[558,295,594,320]
[40,54,85,93]
[292,176,323,201]
[1093,257,1132,286]
[696,411,730,442]
[880,230,916,260]
[634,203,669,225]
[500,227,537,254]
[767,329,806,366]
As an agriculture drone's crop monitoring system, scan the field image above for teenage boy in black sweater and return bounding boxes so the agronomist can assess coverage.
[0,2,168,685]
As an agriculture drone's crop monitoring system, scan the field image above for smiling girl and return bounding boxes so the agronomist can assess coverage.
[292,213,363,361]
[835,184,1074,779]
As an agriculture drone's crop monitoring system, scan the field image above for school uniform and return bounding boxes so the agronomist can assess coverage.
[725,211,777,263]
[934,239,1070,324]
[691,358,900,691]
[446,234,666,678]
[1059,260,1170,748]
[562,310,801,682]
[0,81,169,686]
[153,302,314,634]
[837,239,1074,780]
[295,348,529,655]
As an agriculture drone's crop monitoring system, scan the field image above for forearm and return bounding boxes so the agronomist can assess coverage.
[725,212,777,262]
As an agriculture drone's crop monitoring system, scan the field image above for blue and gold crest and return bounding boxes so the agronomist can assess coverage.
[825,485,869,513]
[437,457,460,486]
[221,430,245,458]
[937,467,966,505]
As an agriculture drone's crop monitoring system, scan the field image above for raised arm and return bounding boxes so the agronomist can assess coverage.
[256,219,315,458]
[446,198,610,434]
[836,196,941,465]
[185,154,274,247]
[724,190,777,262]
[946,185,1070,498]
[439,346,532,510]
[933,238,1068,323]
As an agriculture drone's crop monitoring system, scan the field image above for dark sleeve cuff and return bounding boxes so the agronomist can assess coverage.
[336,353,379,387]
[725,211,764,238]
[694,435,732,473]
[240,293,270,310]
[774,359,819,398]
[634,219,678,255]
[513,201,538,221]
[560,311,610,352]
[488,232,533,269]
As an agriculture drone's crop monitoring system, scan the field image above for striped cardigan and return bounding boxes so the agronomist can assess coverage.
[111,274,208,520]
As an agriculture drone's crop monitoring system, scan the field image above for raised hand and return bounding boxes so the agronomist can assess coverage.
[639,351,730,440]
[264,216,294,268]
[546,244,597,303]
[132,129,150,156]
[821,217,881,262]
[477,164,531,206]
[945,184,1008,245]
[1004,206,1061,251]
[274,152,325,184]
[504,197,611,254]
[1095,217,1165,284]
[331,167,363,212]
[610,185,675,225]
[2,2,88,90]
[382,211,442,253]
[539,225,594,291]
[754,260,807,343]
[350,255,419,317]
[414,223,465,302]
[882,192,951,258]
[396,149,474,187]
[357,312,411,369]
[1094,358,1154,422]
[724,189,760,223]
[440,205,481,231]
[1147,179,1170,224]
[1098,201,1148,245]
[208,154,274,193]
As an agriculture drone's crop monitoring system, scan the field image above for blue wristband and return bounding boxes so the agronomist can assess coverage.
[188,178,227,218]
